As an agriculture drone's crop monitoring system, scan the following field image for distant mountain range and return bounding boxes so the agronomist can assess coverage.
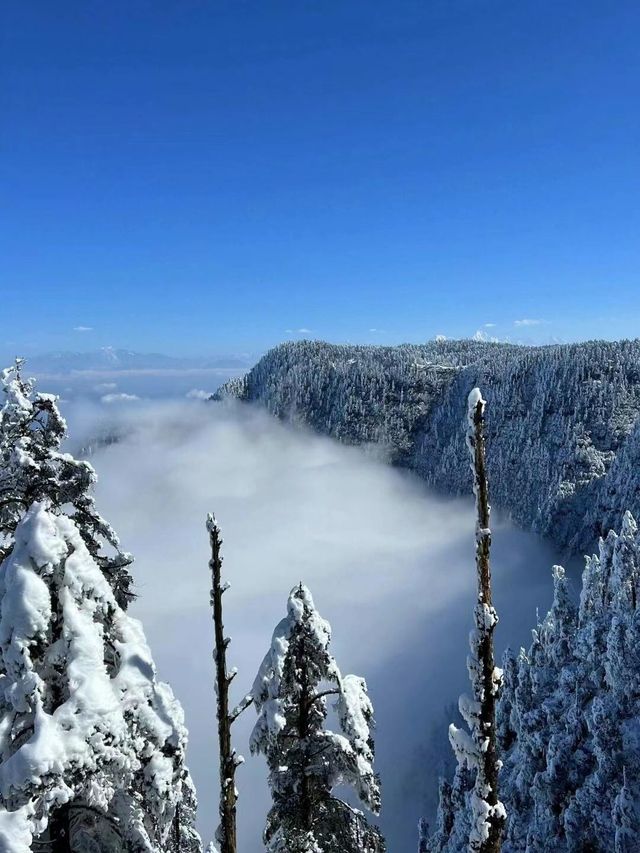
[23,347,254,374]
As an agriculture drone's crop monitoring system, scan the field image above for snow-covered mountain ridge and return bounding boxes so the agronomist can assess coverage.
[215,338,640,554]
[24,348,252,374]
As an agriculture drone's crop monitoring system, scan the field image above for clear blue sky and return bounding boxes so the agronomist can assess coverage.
[2,1,639,357]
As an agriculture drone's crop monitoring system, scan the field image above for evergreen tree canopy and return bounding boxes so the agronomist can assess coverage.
[0,361,133,608]
[0,364,201,852]
[430,510,640,852]
[250,583,384,853]
[0,502,201,851]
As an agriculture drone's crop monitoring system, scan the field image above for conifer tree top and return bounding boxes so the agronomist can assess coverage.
[0,501,201,852]
[250,583,384,852]
[0,360,133,606]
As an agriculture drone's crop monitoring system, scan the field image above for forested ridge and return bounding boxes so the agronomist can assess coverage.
[216,338,640,554]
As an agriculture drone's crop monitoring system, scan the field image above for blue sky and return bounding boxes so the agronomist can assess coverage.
[2,0,639,358]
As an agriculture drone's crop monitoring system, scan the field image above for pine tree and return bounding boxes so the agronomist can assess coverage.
[431,501,640,852]
[502,511,640,851]
[503,646,539,850]
[0,360,133,607]
[0,502,202,852]
[0,365,200,851]
[496,649,518,756]
[527,567,579,851]
[418,816,431,853]
[426,764,474,853]
[424,782,452,852]
[207,515,252,853]
[250,583,385,853]
[168,774,203,853]
[613,769,640,853]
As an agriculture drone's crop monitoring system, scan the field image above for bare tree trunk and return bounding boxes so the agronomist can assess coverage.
[296,623,313,835]
[49,805,71,853]
[467,389,504,853]
[208,515,251,853]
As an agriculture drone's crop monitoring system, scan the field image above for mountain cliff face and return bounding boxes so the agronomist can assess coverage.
[215,339,640,554]
[214,340,509,462]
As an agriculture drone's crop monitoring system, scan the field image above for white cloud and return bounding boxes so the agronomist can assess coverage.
[101,392,139,404]
[484,323,496,328]
[285,328,313,335]
[68,399,560,851]
[514,318,545,327]
[95,382,117,392]
[73,326,93,332]
[186,389,213,400]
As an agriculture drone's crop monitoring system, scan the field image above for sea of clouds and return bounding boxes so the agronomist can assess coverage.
[61,391,567,852]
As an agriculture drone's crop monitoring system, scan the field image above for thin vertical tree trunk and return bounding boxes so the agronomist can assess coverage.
[468,389,504,853]
[49,805,71,853]
[296,623,313,834]
[208,515,252,853]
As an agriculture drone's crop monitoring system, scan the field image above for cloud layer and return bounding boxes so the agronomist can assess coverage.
[71,400,566,851]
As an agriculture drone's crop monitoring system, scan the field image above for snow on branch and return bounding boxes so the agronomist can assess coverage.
[447,389,505,852]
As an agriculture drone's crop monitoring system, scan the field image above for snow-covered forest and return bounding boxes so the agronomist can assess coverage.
[428,511,640,852]
[217,338,640,554]
[2,339,640,852]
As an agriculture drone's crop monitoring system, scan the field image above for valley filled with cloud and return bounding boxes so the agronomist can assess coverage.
[63,395,567,851]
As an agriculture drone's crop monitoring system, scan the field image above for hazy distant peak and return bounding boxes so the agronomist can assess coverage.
[20,349,254,374]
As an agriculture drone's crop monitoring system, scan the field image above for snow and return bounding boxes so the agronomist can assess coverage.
[0,363,203,850]
[250,583,383,850]
[433,507,640,851]
[0,806,33,853]
[467,388,485,421]
[335,674,374,754]
[0,502,199,851]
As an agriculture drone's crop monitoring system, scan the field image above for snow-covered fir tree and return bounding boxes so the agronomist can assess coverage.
[406,702,459,838]
[431,509,640,852]
[613,769,640,853]
[427,764,475,853]
[0,360,133,608]
[0,365,201,852]
[418,816,430,853]
[250,583,385,853]
[0,502,201,851]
